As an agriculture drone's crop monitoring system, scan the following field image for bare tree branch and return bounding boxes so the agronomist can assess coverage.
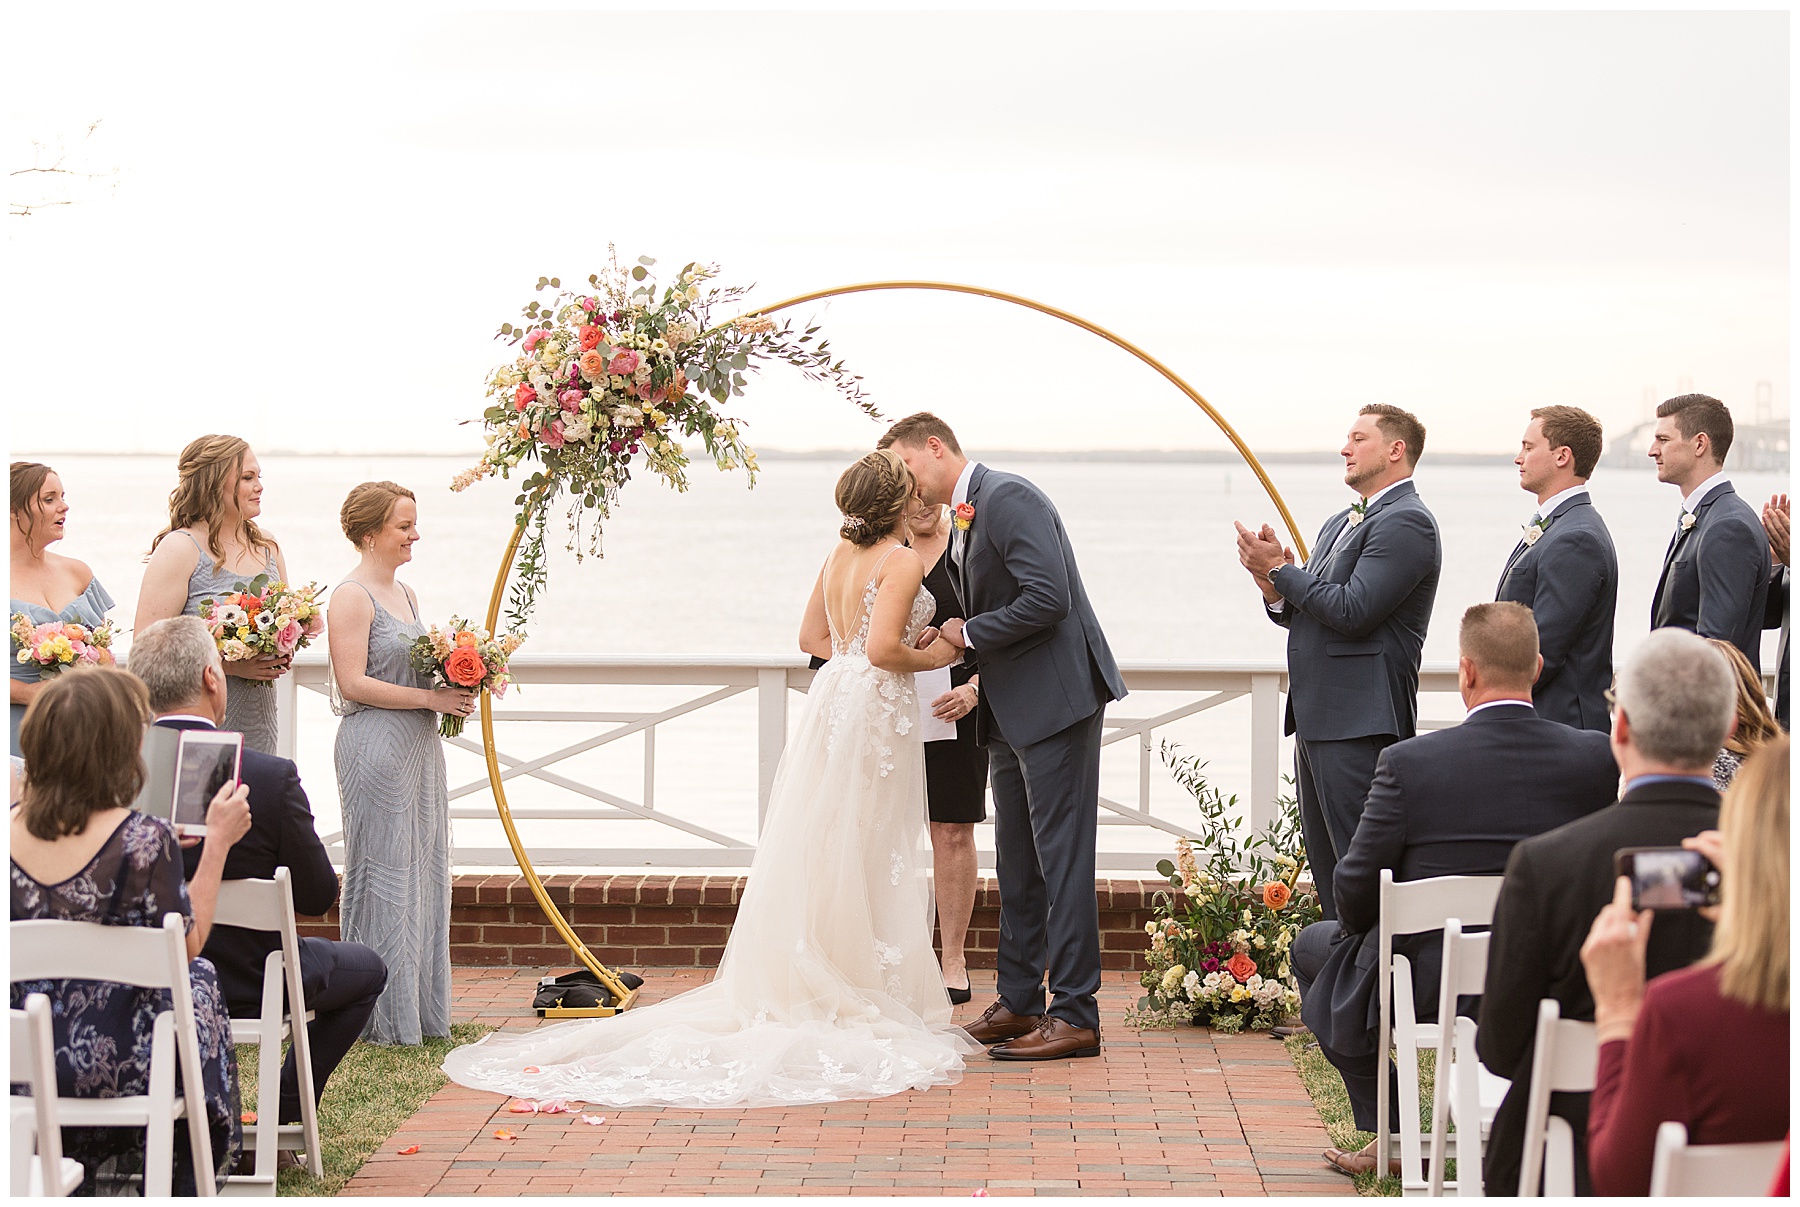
[9,120,120,217]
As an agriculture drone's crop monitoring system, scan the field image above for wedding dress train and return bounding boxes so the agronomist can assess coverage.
[441,559,981,1107]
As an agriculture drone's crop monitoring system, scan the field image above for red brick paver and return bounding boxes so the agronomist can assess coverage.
[344,967,1352,1197]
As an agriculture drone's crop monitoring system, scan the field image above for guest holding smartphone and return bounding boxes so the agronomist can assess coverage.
[1580,735,1789,1196]
[10,462,116,756]
[327,482,467,1045]
[137,436,293,755]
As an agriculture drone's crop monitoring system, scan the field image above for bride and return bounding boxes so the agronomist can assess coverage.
[442,450,980,1107]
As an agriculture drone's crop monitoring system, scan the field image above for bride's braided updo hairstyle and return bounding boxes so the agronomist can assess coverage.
[834,450,917,548]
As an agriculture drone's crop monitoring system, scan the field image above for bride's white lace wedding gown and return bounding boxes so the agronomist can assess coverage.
[441,550,981,1107]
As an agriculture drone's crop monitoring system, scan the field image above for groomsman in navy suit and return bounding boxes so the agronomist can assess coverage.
[1236,405,1441,921]
[1495,406,1617,731]
[1648,394,1771,671]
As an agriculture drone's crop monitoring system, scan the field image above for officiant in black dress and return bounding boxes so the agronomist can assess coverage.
[805,499,987,1004]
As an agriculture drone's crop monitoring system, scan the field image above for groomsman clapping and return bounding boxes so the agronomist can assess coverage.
[1648,394,1772,670]
[1235,405,1441,922]
[1496,407,1618,731]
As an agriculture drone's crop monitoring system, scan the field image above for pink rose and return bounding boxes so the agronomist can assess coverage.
[543,420,566,449]
[514,383,536,411]
[558,388,584,412]
[608,350,640,377]
[78,644,100,664]
[491,678,510,700]
[522,328,550,352]
[275,619,302,655]
[579,296,596,312]
[303,613,325,638]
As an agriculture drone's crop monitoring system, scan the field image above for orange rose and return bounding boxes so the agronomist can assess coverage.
[443,646,487,688]
[454,630,478,648]
[578,325,602,351]
[1226,951,1258,983]
[580,350,607,379]
[1262,882,1292,910]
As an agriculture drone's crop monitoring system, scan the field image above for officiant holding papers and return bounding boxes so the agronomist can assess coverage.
[802,497,986,1005]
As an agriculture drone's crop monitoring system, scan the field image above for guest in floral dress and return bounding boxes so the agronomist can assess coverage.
[10,461,116,756]
[1707,638,1781,789]
[136,435,294,755]
[9,668,252,1194]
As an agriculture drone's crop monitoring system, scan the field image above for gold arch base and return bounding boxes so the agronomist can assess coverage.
[480,280,1309,1012]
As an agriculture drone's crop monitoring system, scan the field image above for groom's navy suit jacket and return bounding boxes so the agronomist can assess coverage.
[1494,492,1617,732]
[954,464,1125,748]
[1268,479,1440,742]
[1651,482,1771,672]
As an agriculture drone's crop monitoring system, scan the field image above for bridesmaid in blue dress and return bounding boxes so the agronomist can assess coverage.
[135,436,293,755]
[10,462,115,756]
[327,482,470,1044]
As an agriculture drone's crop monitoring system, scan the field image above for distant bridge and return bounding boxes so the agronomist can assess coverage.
[1601,417,1789,472]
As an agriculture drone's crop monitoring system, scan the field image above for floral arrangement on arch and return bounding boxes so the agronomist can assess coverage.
[455,250,875,630]
[10,615,118,677]
[1127,746,1322,1033]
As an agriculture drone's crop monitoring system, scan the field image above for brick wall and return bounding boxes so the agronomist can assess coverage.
[297,873,1164,971]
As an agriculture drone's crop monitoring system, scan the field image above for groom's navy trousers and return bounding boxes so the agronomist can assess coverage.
[987,707,1107,1033]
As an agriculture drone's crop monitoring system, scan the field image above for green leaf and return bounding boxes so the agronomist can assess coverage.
[1156,859,1176,878]
[638,256,656,267]
[631,266,647,281]
[550,277,561,288]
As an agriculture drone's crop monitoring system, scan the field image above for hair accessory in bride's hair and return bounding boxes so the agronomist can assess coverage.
[842,515,867,531]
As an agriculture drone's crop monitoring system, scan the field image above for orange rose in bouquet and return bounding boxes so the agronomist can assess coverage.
[1225,952,1258,984]
[1261,882,1292,910]
[409,617,526,737]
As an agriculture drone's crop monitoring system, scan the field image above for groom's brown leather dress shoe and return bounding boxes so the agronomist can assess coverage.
[987,1016,1101,1061]
[961,999,1043,1045]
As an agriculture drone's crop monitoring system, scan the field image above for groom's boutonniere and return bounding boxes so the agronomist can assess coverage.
[1345,498,1369,528]
[953,503,975,531]
[1679,511,1697,534]
[1521,515,1551,547]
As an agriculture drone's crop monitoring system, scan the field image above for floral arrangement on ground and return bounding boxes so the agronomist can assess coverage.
[1127,746,1322,1033]
[456,250,875,630]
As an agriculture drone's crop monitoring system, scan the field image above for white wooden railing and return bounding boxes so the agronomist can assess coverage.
[276,653,1487,872]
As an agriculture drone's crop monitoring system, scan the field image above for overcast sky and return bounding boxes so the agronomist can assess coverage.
[5,7,1788,456]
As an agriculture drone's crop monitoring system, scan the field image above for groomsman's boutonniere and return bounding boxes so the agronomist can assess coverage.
[1679,511,1697,533]
[953,502,976,531]
[1345,498,1369,528]
[1522,515,1551,547]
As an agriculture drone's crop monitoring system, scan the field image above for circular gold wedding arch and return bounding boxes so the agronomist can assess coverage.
[479,280,1310,1010]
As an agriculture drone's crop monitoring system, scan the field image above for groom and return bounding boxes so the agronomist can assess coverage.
[882,414,1126,1061]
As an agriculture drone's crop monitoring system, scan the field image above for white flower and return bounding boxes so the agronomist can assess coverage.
[1680,511,1697,532]
[1182,970,1201,997]
[562,415,594,444]
[651,338,670,355]
[1346,509,1364,527]
[1522,522,1545,546]
[214,604,248,629]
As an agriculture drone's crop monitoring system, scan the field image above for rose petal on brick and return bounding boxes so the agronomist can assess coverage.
[398,1144,420,1155]
[493,1128,517,1141]
[507,1100,536,1114]
[580,1114,607,1126]
[973,1191,990,1198]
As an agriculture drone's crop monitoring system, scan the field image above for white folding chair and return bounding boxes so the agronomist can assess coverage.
[1649,1121,1786,1197]
[1517,998,1596,1197]
[1425,919,1510,1196]
[216,868,323,1194]
[10,914,216,1197]
[1377,870,1505,1193]
[10,993,85,1195]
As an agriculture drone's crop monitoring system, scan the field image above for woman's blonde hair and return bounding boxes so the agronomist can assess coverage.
[148,434,276,562]
[1704,733,1788,1012]
[833,450,917,548]
[1707,638,1781,755]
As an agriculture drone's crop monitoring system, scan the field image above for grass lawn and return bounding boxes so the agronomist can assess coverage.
[234,1023,490,1197]
[1285,1035,1445,1197]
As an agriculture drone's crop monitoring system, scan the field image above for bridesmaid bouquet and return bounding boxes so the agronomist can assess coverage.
[197,575,326,686]
[408,618,526,737]
[10,614,118,677]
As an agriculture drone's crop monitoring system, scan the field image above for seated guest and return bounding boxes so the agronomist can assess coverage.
[9,668,251,1193]
[1478,627,1735,1195]
[1706,637,1780,788]
[130,616,387,1138]
[1295,602,1619,1178]
[1579,735,1789,1196]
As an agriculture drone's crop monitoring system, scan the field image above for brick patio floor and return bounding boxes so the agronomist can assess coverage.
[343,966,1353,1198]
